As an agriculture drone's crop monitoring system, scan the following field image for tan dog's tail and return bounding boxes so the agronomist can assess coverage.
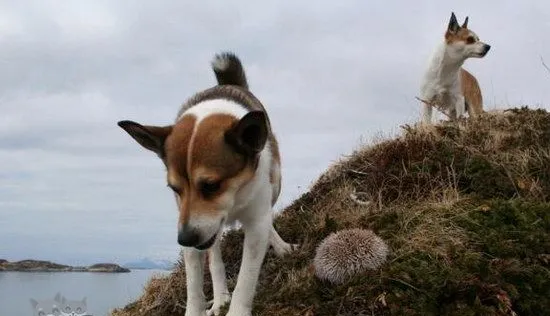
[211,52,249,89]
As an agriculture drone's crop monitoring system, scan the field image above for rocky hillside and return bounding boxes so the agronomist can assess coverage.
[111,107,550,316]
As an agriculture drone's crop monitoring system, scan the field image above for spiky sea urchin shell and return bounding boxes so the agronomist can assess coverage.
[313,228,389,284]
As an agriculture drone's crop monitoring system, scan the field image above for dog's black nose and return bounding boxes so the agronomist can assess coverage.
[177,228,200,247]
[484,44,491,53]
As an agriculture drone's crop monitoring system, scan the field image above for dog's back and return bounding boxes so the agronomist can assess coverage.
[461,68,483,117]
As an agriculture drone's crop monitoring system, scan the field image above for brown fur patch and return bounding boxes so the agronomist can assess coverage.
[269,135,282,205]
[269,136,281,170]
[460,69,483,117]
[164,115,197,224]
[165,115,197,182]
[166,113,261,225]
[190,114,249,185]
[188,113,257,217]
[445,28,473,44]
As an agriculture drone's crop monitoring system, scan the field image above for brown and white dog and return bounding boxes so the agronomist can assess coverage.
[117,52,296,316]
[420,12,491,124]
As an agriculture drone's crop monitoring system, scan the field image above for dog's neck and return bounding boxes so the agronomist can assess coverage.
[428,41,466,84]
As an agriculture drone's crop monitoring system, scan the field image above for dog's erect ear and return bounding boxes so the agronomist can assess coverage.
[30,298,38,309]
[461,16,469,28]
[225,111,268,156]
[118,120,172,157]
[448,12,460,33]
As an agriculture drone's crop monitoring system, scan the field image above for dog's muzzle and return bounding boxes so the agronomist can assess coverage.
[177,227,201,248]
[177,223,220,250]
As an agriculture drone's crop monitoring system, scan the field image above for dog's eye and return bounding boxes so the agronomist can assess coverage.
[167,184,182,195]
[199,180,221,198]
[466,36,475,44]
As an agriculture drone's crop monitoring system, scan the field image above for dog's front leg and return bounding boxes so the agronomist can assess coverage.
[225,216,271,316]
[422,101,434,124]
[183,248,207,316]
[420,90,436,124]
[206,239,231,316]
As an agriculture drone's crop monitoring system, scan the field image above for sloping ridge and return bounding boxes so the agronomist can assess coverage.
[112,107,550,316]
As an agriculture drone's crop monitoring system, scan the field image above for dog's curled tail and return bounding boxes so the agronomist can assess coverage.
[211,52,249,89]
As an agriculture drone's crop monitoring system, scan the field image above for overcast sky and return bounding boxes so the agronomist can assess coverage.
[0,0,548,265]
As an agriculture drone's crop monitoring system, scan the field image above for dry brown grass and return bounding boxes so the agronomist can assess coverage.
[111,107,550,316]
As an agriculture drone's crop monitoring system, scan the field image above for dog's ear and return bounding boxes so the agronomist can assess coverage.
[118,120,172,157]
[448,12,460,33]
[225,111,268,156]
[461,16,469,28]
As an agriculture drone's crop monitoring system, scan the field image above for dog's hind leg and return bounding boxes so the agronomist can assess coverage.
[269,225,298,257]
[183,248,207,316]
[206,239,231,316]
[454,95,466,119]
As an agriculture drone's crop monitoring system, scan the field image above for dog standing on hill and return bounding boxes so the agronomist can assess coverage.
[420,12,491,124]
[118,52,296,316]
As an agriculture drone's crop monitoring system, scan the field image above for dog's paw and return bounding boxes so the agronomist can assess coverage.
[272,242,300,257]
[184,302,208,316]
[206,293,231,316]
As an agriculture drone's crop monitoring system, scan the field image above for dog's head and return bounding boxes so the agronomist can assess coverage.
[118,108,268,250]
[118,53,269,250]
[444,12,491,61]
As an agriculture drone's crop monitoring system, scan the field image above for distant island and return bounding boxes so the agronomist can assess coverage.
[123,257,175,270]
[0,259,130,273]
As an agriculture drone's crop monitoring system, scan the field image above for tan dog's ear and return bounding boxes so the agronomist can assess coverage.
[461,16,469,29]
[448,12,460,33]
[225,111,268,156]
[118,120,172,157]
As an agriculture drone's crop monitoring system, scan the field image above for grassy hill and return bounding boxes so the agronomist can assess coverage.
[111,107,550,316]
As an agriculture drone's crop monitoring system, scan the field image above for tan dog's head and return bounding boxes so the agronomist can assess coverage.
[444,12,491,61]
[118,107,268,250]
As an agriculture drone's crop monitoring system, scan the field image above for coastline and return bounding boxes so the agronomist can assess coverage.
[0,259,130,273]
